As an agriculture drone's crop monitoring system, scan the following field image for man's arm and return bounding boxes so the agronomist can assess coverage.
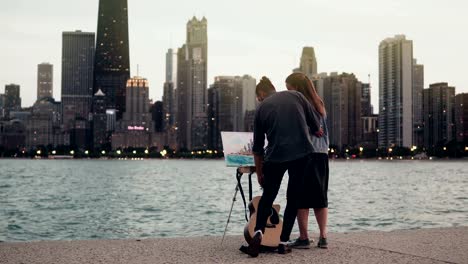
[254,154,264,187]
[252,107,265,187]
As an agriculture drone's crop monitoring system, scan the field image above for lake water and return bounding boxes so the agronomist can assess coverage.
[1,159,467,242]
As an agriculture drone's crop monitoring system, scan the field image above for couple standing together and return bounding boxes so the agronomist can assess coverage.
[246,72,329,257]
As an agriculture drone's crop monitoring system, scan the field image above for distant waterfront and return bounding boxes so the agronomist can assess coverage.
[1,159,467,242]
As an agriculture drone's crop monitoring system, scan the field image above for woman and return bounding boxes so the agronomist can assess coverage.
[285,72,329,249]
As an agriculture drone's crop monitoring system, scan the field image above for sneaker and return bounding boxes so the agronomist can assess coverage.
[317,237,328,249]
[246,231,262,257]
[278,243,292,254]
[288,238,311,249]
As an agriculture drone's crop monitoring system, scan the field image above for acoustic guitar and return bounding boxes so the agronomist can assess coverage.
[243,196,283,248]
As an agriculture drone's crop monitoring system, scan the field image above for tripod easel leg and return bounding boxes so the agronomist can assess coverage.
[221,183,239,246]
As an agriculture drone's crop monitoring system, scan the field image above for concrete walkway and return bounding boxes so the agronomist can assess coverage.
[1,227,467,264]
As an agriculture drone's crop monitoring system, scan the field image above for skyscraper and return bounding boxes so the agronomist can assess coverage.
[121,77,153,131]
[413,59,424,147]
[0,94,6,118]
[241,75,257,131]
[163,48,177,130]
[177,17,208,150]
[92,89,107,149]
[152,101,164,132]
[4,84,21,118]
[423,83,455,148]
[207,76,243,150]
[37,63,53,100]
[361,82,372,116]
[111,77,154,149]
[165,48,177,84]
[94,0,130,120]
[313,73,362,149]
[163,82,175,129]
[378,35,414,148]
[61,31,95,130]
[298,47,318,79]
[455,93,468,143]
[331,73,362,148]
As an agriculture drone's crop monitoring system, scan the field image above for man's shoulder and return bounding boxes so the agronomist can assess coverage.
[265,90,302,101]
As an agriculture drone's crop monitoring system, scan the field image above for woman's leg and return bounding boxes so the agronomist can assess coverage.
[313,207,328,238]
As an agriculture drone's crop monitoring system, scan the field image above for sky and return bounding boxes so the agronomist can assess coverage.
[1,0,467,110]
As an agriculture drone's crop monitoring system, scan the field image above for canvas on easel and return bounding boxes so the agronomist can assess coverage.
[221,131,255,167]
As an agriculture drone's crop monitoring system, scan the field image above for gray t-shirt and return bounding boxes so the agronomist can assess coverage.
[311,111,330,154]
[252,90,320,163]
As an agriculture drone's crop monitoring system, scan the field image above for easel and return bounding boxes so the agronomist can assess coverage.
[221,166,255,245]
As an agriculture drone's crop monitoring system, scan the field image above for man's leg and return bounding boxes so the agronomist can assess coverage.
[247,162,286,257]
[254,162,286,233]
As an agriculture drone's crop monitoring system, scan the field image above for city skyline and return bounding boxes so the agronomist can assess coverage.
[2,0,467,110]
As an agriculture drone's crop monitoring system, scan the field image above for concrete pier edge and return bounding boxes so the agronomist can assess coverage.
[1,227,467,264]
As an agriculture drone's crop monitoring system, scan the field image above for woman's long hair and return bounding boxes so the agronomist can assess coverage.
[285,72,326,117]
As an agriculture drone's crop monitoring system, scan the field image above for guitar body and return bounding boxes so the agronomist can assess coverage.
[243,196,283,248]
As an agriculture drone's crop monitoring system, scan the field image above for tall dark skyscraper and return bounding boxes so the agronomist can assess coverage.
[94,0,130,120]
[4,84,21,118]
[455,93,468,143]
[37,63,53,100]
[4,84,21,107]
[413,59,424,147]
[61,30,95,130]
[423,83,455,148]
[177,17,208,150]
[207,76,243,150]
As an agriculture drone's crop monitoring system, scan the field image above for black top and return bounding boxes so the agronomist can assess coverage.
[252,90,320,162]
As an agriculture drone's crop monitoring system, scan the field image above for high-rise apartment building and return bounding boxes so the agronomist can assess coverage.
[378,35,413,148]
[423,83,455,148]
[61,30,95,130]
[177,17,208,150]
[455,93,468,143]
[37,63,53,100]
[313,73,362,149]
[94,0,130,120]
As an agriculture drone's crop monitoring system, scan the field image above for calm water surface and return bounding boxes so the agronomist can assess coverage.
[1,159,467,242]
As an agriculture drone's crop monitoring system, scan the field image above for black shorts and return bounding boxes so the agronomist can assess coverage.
[298,153,329,209]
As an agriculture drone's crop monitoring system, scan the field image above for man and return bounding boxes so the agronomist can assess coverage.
[245,76,321,257]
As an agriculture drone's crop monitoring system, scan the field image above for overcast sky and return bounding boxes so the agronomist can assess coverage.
[1,0,467,110]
